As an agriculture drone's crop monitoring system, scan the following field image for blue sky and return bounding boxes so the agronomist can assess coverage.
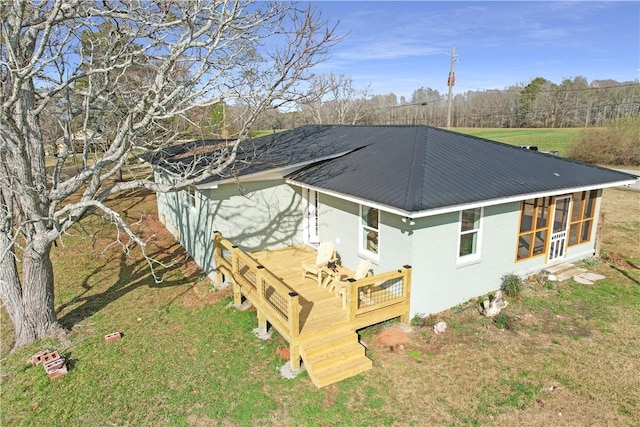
[309,1,639,99]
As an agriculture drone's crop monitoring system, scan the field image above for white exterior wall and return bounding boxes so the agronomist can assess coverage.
[318,191,605,317]
[201,180,303,252]
[409,203,520,315]
[317,194,413,275]
[155,172,604,316]
[155,177,304,278]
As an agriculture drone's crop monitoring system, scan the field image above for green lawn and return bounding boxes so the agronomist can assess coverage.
[454,127,586,156]
[1,187,638,426]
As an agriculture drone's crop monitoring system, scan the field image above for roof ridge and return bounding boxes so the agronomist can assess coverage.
[402,127,427,212]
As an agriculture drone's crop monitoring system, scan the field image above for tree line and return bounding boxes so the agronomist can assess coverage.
[246,75,640,132]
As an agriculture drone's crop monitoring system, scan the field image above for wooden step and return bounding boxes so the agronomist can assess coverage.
[309,341,366,371]
[302,333,357,359]
[308,356,372,388]
[301,331,372,388]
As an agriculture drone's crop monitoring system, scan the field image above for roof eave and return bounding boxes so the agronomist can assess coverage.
[196,148,360,189]
[286,178,636,219]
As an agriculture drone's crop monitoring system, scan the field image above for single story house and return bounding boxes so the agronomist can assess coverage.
[148,124,635,315]
[144,125,636,386]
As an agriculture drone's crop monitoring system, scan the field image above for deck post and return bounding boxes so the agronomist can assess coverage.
[346,278,357,321]
[255,266,268,334]
[232,282,242,307]
[231,245,239,277]
[212,231,224,285]
[257,310,268,335]
[288,292,300,340]
[288,292,301,371]
[400,265,412,323]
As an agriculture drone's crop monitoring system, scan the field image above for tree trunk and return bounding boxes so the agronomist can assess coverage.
[0,235,61,349]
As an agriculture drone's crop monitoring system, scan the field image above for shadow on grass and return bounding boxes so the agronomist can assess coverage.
[609,265,640,286]
[57,243,201,329]
[56,189,205,329]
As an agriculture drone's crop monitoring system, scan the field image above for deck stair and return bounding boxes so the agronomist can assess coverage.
[300,331,372,388]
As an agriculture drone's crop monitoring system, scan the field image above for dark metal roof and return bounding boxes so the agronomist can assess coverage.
[147,125,637,214]
[143,126,372,182]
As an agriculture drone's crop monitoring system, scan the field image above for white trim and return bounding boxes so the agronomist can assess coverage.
[359,204,380,262]
[302,189,320,245]
[185,185,197,209]
[457,207,484,264]
[287,179,634,219]
[548,195,572,262]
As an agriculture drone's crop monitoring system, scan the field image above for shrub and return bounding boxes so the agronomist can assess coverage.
[567,115,640,166]
[494,312,515,330]
[410,313,426,328]
[410,313,438,328]
[501,273,524,298]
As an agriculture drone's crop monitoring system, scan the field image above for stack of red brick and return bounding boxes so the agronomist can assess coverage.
[29,350,68,380]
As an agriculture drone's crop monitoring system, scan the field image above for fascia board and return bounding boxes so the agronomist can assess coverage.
[286,179,636,219]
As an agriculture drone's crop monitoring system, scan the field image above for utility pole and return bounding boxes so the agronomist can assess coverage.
[446,46,456,128]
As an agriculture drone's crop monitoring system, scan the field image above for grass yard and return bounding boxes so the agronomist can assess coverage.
[1,186,639,426]
[454,127,586,157]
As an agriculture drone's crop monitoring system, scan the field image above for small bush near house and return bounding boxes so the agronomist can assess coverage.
[410,313,438,328]
[501,273,524,298]
[494,312,516,331]
[529,269,554,290]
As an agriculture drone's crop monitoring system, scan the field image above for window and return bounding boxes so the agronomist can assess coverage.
[458,208,482,259]
[568,190,597,246]
[360,205,379,256]
[184,185,196,208]
[516,197,550,260]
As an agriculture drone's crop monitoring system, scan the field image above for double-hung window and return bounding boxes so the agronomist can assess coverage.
[458,208,483,261]
[360,205,379,257]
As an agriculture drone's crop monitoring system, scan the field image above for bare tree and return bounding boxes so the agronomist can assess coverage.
[298,72,370,124]
[0,0,340,349]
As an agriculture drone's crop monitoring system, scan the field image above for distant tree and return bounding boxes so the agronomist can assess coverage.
[517,77,549,127]
[298,72,370,124]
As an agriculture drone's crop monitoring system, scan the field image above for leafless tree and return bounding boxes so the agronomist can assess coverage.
[298,72,370,124]
[0,0,340,348]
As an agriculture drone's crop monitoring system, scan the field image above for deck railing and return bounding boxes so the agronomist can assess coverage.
[213,232,411,352]
[343,266,412,323]
[213,232,300,343]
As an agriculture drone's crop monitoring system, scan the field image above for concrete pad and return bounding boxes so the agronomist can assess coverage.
[579,272,606,282]
[573,276,594,285]
[556,267,588,281]
[280,361,305,379]
[252,327,273,340]
[546,263,574,274]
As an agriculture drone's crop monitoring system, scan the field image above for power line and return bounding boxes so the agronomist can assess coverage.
[454,82,639,95]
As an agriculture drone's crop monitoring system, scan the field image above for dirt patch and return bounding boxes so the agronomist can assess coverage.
[180,281,232,309]
[322,384,339,408]
[375,326,411,352]
[601,251,633,269]
[276,347,290,361]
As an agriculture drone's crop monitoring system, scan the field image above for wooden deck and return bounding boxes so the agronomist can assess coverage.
[213,233,411,388]
[252,246,361,334]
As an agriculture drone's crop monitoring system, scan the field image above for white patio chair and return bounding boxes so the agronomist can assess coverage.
[301,241,337,284]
